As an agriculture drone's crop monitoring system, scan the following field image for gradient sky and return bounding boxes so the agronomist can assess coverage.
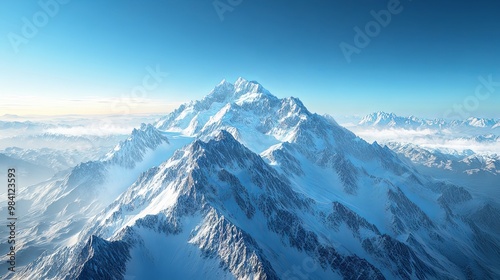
[1,0,499,118]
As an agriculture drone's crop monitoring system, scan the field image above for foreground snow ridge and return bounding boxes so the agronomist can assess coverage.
[9,78,500,280]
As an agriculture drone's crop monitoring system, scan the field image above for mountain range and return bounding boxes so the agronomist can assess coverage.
[3,78,499,279]
[349,111,500,198]
[359,111,500,130]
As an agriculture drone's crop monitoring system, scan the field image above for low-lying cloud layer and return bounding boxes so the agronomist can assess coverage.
[348,127,500,156]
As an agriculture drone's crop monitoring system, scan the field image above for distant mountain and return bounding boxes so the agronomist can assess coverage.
[359,111,426,128]
[0,153,55,189]
[387,142,499,174]
[0,120,55,130]
[8,79,500,279]
[1,147,95,172]
[102,123,170,168]
[386,142,500,197]
[1,114,21,119]
[359,111,500,130]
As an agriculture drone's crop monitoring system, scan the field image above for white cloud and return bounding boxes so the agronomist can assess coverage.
[349,127,500,155]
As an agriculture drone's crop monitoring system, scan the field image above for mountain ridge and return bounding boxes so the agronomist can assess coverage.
[359,111,500,129]
[8,78,500,279]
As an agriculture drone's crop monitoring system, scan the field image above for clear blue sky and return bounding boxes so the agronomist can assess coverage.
[1,0,499,118]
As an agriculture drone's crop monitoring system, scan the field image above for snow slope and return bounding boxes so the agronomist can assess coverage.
[9,78,500,279]
[0,124,192,276]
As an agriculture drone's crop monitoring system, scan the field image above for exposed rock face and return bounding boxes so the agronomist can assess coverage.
[10,78,500,280]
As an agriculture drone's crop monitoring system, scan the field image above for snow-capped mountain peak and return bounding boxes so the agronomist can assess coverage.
[359,111,423,127]
[359,111,500,131]
[103,123,169,168]
[234,77,270,95]
[359,111,393,124]
[203,77,271,106]
[465,117,496,128]
[154,78,319,152]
